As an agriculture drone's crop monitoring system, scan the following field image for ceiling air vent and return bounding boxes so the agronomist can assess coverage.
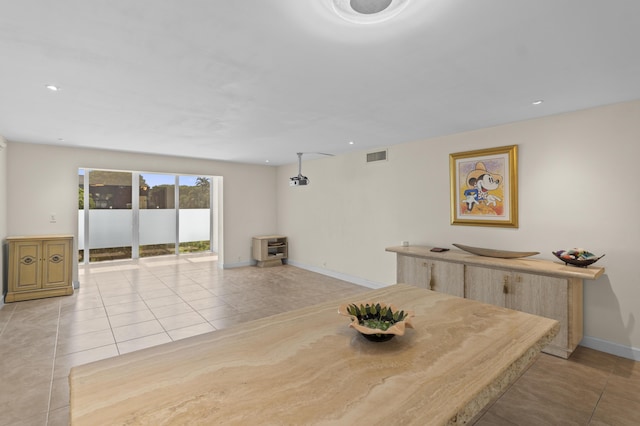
[366,150,388,163]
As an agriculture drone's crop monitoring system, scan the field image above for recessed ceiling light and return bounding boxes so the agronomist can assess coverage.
[350,0,392,14]
[331,0,411,24]
[532,100,544,105]
[349,141,355,145]
[265,160,270,163]
[46,85,60,91]
[57,138,64,142]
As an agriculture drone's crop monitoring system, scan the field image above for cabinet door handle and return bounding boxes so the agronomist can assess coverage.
[429,278,434,290]
[20,256,36,265]
[430,263,435,290]
[503,276,509,294]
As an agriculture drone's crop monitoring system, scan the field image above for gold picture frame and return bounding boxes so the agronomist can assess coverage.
[449,145,518,228]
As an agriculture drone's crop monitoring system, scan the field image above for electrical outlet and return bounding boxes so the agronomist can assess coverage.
[49,213,57,223]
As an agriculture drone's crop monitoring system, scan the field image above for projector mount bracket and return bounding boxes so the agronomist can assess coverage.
[290,152,334,186]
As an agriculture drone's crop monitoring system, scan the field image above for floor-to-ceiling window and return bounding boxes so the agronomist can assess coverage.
[139,173,177,258]
[79,169,216,263]
[78,169,133,262]
[178,176,211,253]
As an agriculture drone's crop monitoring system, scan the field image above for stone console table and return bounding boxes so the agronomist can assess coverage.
[386,246,604,358]
[70,284,558,425]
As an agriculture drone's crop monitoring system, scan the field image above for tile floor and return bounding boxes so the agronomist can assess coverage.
[0,253,638,425]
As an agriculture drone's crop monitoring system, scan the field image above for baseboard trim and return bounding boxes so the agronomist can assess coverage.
[222,260,254,269]
[286,260,386,289]
[580,336,640,361]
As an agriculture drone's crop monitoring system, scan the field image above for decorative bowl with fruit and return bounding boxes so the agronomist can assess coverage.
[552,248,604,267]
[338,302,414,342]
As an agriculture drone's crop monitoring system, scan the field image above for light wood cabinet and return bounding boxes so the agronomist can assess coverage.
[387,245,604,358]
[397,255,464,297]
[464,266,577,357]
[464,265,507,307]
[6,235,74,302]
[252,235,287,267]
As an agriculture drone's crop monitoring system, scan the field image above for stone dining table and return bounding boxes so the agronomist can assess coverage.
[69,283,559,425]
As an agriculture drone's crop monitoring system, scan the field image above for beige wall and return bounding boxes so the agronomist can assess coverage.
[0,136,6,301]
[4,143,278,276]
[3,100,639,358]
[277,100,640,358]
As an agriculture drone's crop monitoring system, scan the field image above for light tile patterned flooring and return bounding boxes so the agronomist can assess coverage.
[0,253,639,425]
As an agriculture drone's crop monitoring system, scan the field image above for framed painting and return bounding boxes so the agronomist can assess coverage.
[449,145,518,228]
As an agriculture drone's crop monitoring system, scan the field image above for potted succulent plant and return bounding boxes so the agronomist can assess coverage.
[338,302,414,342]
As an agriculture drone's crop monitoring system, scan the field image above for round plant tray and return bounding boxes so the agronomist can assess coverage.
[338,302,414,342]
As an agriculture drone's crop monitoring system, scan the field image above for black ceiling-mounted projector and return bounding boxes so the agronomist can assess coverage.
[289,175,309,186]
[289,152,334,187]
[290,152,309,187]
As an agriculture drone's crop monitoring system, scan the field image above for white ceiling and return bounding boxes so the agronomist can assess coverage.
[1,0,639,166]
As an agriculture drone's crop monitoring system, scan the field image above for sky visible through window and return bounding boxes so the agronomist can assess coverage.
[140,174,201,188]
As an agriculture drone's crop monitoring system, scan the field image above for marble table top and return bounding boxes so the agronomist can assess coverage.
[69,284,559,425]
